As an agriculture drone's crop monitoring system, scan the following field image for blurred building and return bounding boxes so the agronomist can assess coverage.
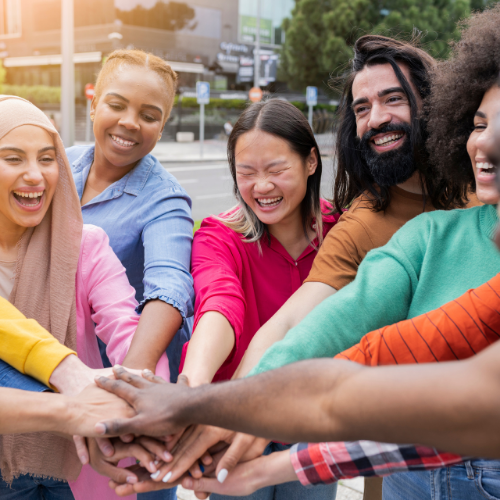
[0,0,294,96]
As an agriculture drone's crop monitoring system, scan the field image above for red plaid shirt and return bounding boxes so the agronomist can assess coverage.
[291,441,466,486]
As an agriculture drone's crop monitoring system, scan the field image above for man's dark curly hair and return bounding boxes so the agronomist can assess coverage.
[426,3,500,207]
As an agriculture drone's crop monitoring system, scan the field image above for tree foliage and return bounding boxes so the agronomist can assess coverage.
[279,0,495,91]
[116,1,196,31]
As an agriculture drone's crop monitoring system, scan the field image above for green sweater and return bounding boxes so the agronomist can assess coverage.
[250,204,500,376]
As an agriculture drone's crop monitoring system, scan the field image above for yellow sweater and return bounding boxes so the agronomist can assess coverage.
[0,297,75,387]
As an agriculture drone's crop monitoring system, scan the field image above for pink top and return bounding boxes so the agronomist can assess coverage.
[68,225,169,500]
[181,200,340,382]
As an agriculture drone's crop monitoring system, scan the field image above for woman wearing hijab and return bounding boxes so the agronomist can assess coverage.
[0,95,165,499]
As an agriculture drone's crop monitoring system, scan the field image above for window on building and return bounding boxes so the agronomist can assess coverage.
[0,0,21,38]
[238,0,294,46]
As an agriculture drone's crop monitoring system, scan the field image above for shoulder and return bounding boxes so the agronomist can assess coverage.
[195,214,241,242]
[395,205,483,235]
[65,145,92,165]
[81,224,110,248]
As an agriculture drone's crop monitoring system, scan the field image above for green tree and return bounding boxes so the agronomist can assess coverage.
[279,0,476,91]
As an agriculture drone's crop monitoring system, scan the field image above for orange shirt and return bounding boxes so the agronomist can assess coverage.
[336,273,500,365]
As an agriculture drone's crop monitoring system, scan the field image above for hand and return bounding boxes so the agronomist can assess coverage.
[95,368,194,437]
[182,449,297,498]
[62,383,136,438]
[49,355,144,396]
[85,437,161,484]
[108,464,187,497]
[150,425,268,486]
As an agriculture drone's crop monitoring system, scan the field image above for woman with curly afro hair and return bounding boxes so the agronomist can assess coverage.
[382,4,500,500]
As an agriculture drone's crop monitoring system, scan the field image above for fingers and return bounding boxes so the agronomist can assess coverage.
[96,437,115,457]
[112,441,157,474]
[136,436,172,463]
[215,434,266,482]
[94,376,139,407]
[182,476,222,497]
[113,365,151,388]
[165,426,222,483]
[73,436,89,465]
[142,369,168,384]
[95,416,142,437]
[177,374,190,387]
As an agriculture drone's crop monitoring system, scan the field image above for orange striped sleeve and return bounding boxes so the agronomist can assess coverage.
[336,273,500,366]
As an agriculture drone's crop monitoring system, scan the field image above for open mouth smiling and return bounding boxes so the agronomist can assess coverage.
[13,190,44,208]
[477,161,497,180]
[256,197,283,208]
[371,132,405,151]
[110,134,138,148]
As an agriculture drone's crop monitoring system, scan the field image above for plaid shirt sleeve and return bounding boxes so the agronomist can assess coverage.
[290,441,466,486]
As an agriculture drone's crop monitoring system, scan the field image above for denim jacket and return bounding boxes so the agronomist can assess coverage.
[67,145,194,378]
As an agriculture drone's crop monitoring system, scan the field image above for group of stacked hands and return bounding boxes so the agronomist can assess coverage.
[4,4,500,500]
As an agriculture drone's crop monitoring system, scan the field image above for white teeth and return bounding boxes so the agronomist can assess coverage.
[257,197,283,207]
[477,162,496,173]
[374,134,403,145]
[13,190,44,206]
[13,190,44,198]
[111,134,136,147]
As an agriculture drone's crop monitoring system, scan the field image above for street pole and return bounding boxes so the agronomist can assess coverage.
[199,102,205,158]
[253,0,261,88]
[61,0,75,147]
[308,105,313,128]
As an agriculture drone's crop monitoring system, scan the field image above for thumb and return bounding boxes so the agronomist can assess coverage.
[215,434,252,483]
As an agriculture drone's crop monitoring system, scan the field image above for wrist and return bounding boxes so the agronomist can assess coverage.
[49,355,93,395]
[258,450,297,489]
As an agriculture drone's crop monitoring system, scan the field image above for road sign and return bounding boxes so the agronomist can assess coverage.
[306,86,318,107]
[85,83,95,100]
[249,87,263,103]
[196,81,210,105]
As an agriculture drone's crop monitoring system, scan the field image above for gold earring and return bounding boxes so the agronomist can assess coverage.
[90,114,95,122]
[158,134,162,141]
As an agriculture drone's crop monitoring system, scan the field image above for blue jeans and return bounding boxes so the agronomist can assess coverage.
[138,489,177,500]
[211,442,338,500]
[0,473,74,500]
[383,459,500,500]
[0,359,49,392]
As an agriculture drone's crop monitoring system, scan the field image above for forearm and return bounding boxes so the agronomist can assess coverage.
[124,300,182,372]
[234,282,336,379]
[182,311,235,386]
[0,388,68,434]
[179,348,500,457]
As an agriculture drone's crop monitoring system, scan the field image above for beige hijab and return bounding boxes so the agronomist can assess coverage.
[0,96,83,483]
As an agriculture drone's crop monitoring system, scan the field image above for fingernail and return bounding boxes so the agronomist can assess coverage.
[103,446,113,456]
[126,476,137,484]
[163,451,172,461]
[150,462,157,472]
[199,464,205,473]
[150,471,160,480]
[184,477,193,489]
[162,472,172,483]
[79,455,88,465]
[143,369,153,374]
[217,469,228,484]
[154,460,160,466]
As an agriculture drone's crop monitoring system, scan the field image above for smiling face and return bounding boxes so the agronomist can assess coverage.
[351,63,422,187]
[0,125,59,232]
[91,65,169,170]
[467,85,500,205]
[234,129,317,228]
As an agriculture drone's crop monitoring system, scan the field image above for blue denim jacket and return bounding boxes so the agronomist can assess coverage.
[67,145,194,379]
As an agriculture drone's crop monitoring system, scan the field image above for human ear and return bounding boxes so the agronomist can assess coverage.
[307,147,319,176]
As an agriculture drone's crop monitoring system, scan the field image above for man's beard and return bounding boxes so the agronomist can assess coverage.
[358,123,416,187]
